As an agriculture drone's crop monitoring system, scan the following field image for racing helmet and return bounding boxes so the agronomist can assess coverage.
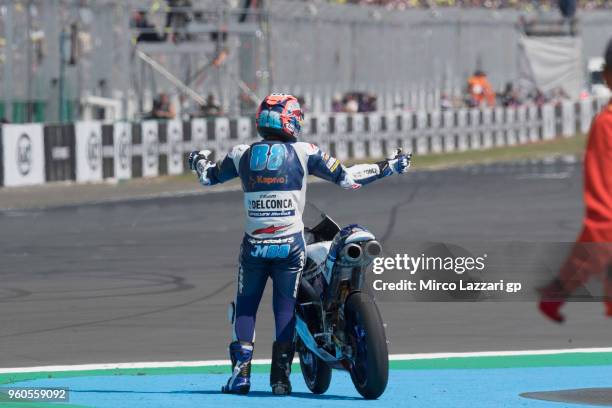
[255,93,304,142]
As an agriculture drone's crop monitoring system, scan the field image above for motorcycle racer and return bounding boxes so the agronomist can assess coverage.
[188,93,411,396]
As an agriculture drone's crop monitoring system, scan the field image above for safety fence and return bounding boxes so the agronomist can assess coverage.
[0,97,607,188]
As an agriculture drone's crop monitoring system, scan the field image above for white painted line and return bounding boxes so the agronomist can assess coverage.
[1,347,611,375]
[0,360,253,375]
[389,347,612,361]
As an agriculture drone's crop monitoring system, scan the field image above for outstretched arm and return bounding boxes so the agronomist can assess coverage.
[188,145,247,186]
[305,145,411,190]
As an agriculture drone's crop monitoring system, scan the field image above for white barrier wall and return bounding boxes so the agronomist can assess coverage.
[166,120,184,176]
[214,117,230,158]
[236,117,252,142]
[350,113,365,160]
[579,99,593,134]
[0,98,605,187]
[368,113,384,158]
[75,121,103,182]
[2,124,45,187]
[332,113,347,158]
[190,118,207,152]
[113,122,132,180]
[542,104,556,140]
[561,100,576,138]
[142,120,159,178]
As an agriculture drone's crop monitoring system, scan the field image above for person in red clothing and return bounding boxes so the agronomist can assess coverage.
[539,38,612,322]
[467,70,496,107]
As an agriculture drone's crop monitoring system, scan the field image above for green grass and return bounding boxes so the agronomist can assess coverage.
[107,134,588,190]
[410,134,586,170]
[182,134,585,179]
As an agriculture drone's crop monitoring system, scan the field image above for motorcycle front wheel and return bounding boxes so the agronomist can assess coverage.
[297,340,332,394]
[345,292,389,399]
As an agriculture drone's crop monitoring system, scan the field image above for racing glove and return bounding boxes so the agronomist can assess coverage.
[377,150,412,177]
[188,150,215,185]
[339,171,362,190]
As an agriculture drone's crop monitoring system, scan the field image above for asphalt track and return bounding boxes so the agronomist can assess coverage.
[1,159,610,369]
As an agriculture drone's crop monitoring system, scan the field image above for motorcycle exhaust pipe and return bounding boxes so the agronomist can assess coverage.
[341,243,363,262]
[364,240,382,258]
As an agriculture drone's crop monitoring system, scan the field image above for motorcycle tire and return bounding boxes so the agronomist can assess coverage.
[345,292,389,399]
[298,340,332,394]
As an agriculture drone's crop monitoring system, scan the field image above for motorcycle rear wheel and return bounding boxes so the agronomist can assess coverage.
[298,340,332,394]
[345,292,389,399]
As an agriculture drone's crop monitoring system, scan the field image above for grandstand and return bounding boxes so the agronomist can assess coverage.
[334,0,611,10]
[0,0,610,123]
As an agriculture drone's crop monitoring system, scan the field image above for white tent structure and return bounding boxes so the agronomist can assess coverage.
[518,34,584,100]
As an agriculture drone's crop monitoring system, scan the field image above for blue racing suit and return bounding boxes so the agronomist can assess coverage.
[195,140,405,343]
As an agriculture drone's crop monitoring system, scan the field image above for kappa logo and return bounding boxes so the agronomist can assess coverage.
[249,175,286,188]
[16,133,32,176]
[87,131,101,171]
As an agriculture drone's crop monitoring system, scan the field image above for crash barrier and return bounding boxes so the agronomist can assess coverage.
[0,97,607,188]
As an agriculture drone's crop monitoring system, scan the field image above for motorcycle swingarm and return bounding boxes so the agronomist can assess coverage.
[295,316,341,365]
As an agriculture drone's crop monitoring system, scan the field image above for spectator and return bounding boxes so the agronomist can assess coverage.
[467,70,496,107]
[550,87,570,105]
[332,93,344,113]
[361,93,377,112]
[440,92,453,111]
[500,82,521,107]
[165,0,193,42]
[150,93,176,119]
[238,0,257,23]
[344,95,359,113]
[326,0,611,10]
[529,89,548,106]
[132,11,162,43]
[199,93,223,117]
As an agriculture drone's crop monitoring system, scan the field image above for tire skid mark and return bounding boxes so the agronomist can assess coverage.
[0,280,234,339]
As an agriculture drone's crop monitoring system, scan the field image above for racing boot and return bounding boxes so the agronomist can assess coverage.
[270,341,295,395]
[222,341,253,395]
[539,299,565,323]
[537,279,566,323]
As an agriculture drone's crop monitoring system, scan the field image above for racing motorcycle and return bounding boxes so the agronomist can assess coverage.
[296,208,388,399]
